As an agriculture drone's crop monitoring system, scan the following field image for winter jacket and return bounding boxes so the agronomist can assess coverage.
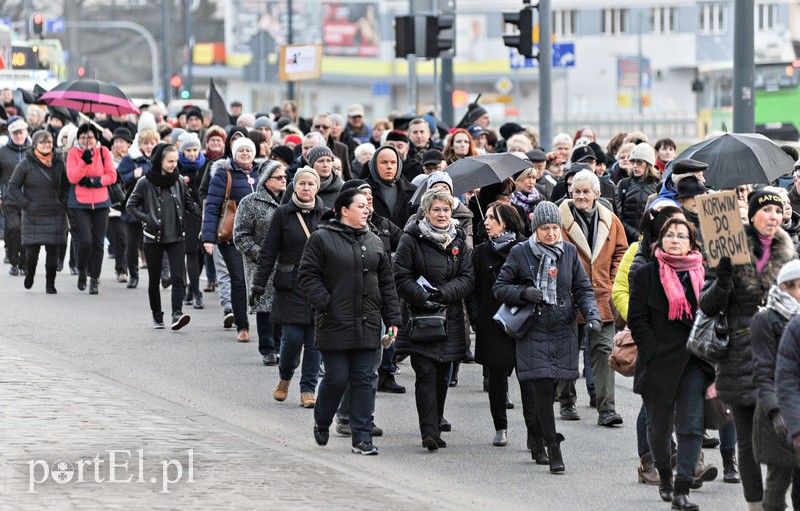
[699,226,796,406]
[6,150,69,246]
[251,197,327,325]
[366,173,417,229]
[201,158,260,244]
[393,221,475,363]
[467,234,526,368]
[616,175,662,243]
[66,145,117,209]
[780,211,800,246]
[298,220,402,350]
[493,241,600,382]
[611,241,639,323]
[776,315,800,444]
[233,167,282,314]
[126,172,202,244]
[408,201,475,249]
[559,199,628,323]
[328,136,352,182]
[0,140,28,186]
[369,212,402,254]
[751,307,798,466]
[789,186,800,216]
[281,171,343,209]
[116,152,153,223]
[627,260,715,404]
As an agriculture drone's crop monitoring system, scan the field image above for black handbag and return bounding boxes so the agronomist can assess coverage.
[686,308,730,362]
[407,304,448,343]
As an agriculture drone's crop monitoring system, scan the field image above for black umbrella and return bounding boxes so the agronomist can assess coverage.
[674,133,794,189]
[410,153,531,204]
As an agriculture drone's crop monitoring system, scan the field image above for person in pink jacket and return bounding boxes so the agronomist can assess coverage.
[66,123,117,294]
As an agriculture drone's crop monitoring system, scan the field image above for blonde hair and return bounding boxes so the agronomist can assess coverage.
[138,128,160,145]
[506,133,533,153]
[421,187,455,212]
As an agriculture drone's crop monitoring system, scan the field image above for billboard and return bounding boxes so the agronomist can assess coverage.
[617,57,651,108]
[321,3,379,57]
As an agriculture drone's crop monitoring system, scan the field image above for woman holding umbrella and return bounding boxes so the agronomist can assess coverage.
[66,123,117,294]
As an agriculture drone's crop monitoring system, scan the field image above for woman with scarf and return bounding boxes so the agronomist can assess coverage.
[494,201,600,473]
[510,166,542,238]
[298,188,401,455]
[280,145,343,208]
[250,167,327,408]
[628,218,714,510]
[202,136,261,342]
[467,202,525,448]
[176,132,206,309]
[394,188,475,451]
[6,130,69,293]
[750,260,800,511]
[700,190,797,510]
[127,143,202,330]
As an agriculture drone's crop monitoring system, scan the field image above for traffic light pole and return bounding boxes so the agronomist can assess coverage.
[23,0,31,39]
[733,0,755,133]
[538,0,552,151]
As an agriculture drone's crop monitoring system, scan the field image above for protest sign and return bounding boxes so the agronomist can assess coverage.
[697,190,750,267]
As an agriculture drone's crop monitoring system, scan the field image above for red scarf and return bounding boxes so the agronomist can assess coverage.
[654,248,705,321]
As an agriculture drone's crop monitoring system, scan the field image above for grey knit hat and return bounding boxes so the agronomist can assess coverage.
[178,132,201,150]
[777,260,800,285]
[531,201,563,231]
[253,116,273,131]
[427,171,453,193]
[306,145,335,168]
[30,129,52,148]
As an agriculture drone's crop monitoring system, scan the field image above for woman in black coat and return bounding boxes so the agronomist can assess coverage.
[467,202,525,448]
[6,131,68,293]
[298,188,402,455]
[493,201,600,474]
[628,218,714,510]
[250,166,328,409]
[750,261,800,511]
[127,143,201,330]
[394,188,475,451]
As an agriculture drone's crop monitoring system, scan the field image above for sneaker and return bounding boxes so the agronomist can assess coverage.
[236,329,250,342]
[702,433,720,449]
[336,419,352,436]
[223,309,235,329]
[598,410,624,427]
[171,312,190,331]
[300,392,316,408]
[192,294,204,309]
[351,441,378,455]
[313,424,329,446]
[273,379,290,401]
[261,353,278,366]
[116,272,128,283]
[8,265,19,276]
[560,404,580,421]
[153,315,165,329]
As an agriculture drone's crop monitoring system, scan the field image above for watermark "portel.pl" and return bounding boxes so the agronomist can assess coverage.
[28,449,194,494]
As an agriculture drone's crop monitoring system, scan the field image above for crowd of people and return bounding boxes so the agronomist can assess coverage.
[3,95,800,510]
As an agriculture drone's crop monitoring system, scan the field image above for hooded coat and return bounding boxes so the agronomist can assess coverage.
[364,146,417,227]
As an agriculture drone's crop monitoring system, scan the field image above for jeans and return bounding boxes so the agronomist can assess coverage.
[70,207,109,279]
[719,419,737,450]
[558,322,614,410]
[204,252,216,281]
[123,221,142,278]
[410,355,451,440]
[315,349,378,444]
[519,378,558,445]
[337,346,382,420]
[212,245,231,311]
[731,404,764,503]
[487,365,513,431]
[380,342,398,372]
[637,402,650,457]
[278,323,320,394]
[256,311,281,356]
[764,465,800,511]
[106,216,127,275]
[143,241,186,317]
[644,360,708,484]
[218,242,248,332]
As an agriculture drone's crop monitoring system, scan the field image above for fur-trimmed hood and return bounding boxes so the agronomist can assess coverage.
[737,225,796,303]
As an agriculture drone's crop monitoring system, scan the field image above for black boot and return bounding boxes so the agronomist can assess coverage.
[184,286,193,305]
[88,277,98,295]
[671,479,699,511]
[720,448,740,483]
[24,265,35,289]
[77,272,87,291]
[547,433,565,473]
[45,265,57,294]
[658,466,674,502]
[530,435,549,465]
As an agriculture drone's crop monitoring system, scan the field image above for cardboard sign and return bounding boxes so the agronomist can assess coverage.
[697,190,750,267]
[279,44,323,81]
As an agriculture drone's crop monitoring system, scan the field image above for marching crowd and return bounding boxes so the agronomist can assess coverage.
[3,95,800,510]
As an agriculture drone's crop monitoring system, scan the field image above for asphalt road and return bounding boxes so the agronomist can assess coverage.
[0,253,749,510]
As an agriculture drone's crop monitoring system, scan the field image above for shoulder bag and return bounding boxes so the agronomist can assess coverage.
[407,302,448,343]
[608,327,637,377]
[216,170,236,243]
[686,307,730,362]
[100,147,126,211]
[493,243,537,338]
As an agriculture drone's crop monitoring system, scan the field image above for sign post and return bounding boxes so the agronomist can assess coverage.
[697,190,750,267]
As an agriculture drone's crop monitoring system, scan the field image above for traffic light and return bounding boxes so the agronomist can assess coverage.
[394,15,415,58]
[423,15,454,59]
[170,75,182,89]
[180,90,190,99]
[503,6,535,58]
[77,66,85,77]
[30,12,45,38]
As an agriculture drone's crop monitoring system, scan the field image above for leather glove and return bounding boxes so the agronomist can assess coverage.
[427,291,444,304]
[716,256,734,286]
[81,148,93,164]
[90,176,102,188]
[249,285,265,308]
[770,410,789,439]
[522,287,544,304]
[78,177,93,187]
[586,319,603,333]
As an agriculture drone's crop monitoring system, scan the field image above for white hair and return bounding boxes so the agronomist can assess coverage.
[552,133,573,148]
[304,132,326,145]
[354,142,376,160]
[572,169,601,194]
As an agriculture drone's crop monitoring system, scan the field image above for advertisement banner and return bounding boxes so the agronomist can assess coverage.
[617,56,651,109]
[321,2,379,57]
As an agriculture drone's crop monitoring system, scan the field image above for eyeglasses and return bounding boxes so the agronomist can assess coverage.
[631,160,647,165]
[663,233,690,241]
[313,124,331,130]
[36,140,53,145]
[269,175,287,181]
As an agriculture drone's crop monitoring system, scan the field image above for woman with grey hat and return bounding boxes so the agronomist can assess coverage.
[177,132,206,309]
[281,145,343,209]
[493,201,600,473]
[616,143,662,244]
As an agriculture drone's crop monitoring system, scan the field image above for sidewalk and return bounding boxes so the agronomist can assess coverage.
[0,344,437,510]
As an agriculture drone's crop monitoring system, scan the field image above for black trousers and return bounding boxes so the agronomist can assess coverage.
[143,241,186,317]
[410,354,451,440]
[25,244,59,276]
[106,216,127,274]
[70,207,109,279]
[124,221,143,279]
[4,205,23,266]
[486,365,513,430]
[731,404,764,503]
[519,378,558,445]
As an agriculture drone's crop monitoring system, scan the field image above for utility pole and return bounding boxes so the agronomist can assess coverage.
[287,0,295,100]
[440,0,455,127]
[538,0,552,151]
[161,0,171,102]
[23,0,31,39]
[733,0,755,133]
[185,0,194,97]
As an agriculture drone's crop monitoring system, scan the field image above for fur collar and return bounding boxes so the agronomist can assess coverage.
[737,225,796,302]
[559,199,613,262]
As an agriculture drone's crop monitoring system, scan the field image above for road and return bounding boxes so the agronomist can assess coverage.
[0,251,748,510]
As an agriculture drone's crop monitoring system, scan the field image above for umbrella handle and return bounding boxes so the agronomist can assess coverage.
[78,112,109,134]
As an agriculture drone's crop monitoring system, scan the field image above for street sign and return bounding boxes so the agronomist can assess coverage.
[509,42,576,69]
[372,82,390,96]
[47,17,65,34]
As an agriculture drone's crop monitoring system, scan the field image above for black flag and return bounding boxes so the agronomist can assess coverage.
[208,78,230,127]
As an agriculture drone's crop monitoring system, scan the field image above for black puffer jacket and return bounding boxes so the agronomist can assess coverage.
[6,150,69,246]
[126,171,202,244]
[493,241,600,382]
[699,226,796,406]
[776,316,800,447]
[251,197,327,325]
[298,220,402,350]
[616,175,661,243]
[394,220,475,363]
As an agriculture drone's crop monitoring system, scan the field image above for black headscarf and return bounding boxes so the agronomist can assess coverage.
[224,126,249,158]
[146,143,180,188]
